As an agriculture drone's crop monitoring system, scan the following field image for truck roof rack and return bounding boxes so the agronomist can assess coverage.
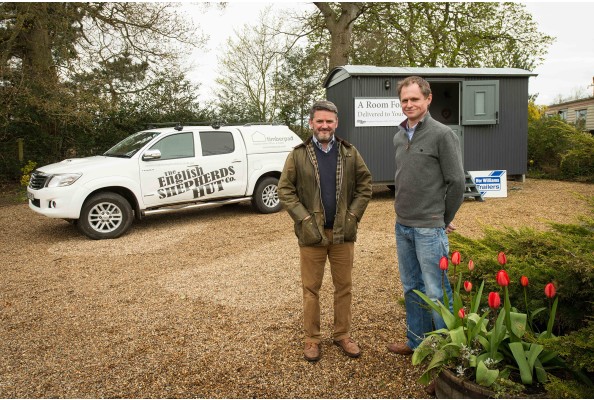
[145,121,285,130]
[146,121,224,130]
[242,122,284,126]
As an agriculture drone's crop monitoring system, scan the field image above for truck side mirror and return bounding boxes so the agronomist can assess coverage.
[142,149,162,161]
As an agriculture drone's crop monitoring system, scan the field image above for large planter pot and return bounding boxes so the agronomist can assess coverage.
[435,368,497,399]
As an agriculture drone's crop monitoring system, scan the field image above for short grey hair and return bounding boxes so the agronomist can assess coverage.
[309,100,338,120]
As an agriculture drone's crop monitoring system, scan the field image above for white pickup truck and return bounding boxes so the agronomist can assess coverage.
[27,123,301,239]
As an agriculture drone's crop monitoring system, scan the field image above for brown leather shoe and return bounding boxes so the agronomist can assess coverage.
[303,342,321,362]
[425,379,436,396]
[334,338,361,358]
[387,342,413,355]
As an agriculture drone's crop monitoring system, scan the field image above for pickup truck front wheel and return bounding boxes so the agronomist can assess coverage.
[252,177,282,214]
[78,192,133,240]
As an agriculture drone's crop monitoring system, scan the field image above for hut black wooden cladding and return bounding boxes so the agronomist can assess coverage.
[323,66,536,184]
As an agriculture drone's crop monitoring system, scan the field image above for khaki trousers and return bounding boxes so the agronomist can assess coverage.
[299,229,355,344]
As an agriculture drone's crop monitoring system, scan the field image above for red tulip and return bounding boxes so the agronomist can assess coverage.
[497,251,507,266]
[467,259,475,272]
[496,270,510,287]
[520,276,529,287]
[451,251,461,266]
[458,308,466,319]
[545,283,556,298]
[488,292,501,309]
[439,256,449,271]
[464,281,472,292]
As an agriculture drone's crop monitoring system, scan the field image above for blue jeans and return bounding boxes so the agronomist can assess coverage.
[396,222,453,349]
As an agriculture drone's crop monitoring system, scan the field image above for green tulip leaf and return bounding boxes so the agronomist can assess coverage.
[449,326,466,345]
[538,349,559,364]
[509,311,527,338]
[543,297,559,340]
[534,358,548,383]
[499,367,512,380]
[469,312,489,343]
[477,351,504,366]
[476,360,499,387]
[426,349,449,371]
[531,307,547,319]
[477,335,490,351]
[439,303,457,330]
[418,370,433,386]
[453,274,464,312]
[527,343,543,370]
[494,309,507,342]
[471,280,485,314]
[413,290,441,314]
[412,343,434,366]
[509,341,533,385]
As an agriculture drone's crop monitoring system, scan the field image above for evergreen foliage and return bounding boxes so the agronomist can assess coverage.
[527,103,594,182]
[449,196,594,334]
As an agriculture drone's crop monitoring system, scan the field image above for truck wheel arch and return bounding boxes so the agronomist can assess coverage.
[86,187,140,219]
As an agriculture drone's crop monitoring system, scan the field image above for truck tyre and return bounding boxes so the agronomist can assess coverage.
[78,192,133,240]
[252,177,282,214]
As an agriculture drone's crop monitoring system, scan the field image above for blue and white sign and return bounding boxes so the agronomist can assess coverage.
[468,170,507,198]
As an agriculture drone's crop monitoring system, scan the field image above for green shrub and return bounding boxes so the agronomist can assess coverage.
[544,374,592,399]
[542,319,594,375]
[528,115,594,182]
[560,132,594,181]
[20,160,36,188]
[449,195,594,334]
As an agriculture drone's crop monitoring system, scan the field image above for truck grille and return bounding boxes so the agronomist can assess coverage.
[29,171,50,190]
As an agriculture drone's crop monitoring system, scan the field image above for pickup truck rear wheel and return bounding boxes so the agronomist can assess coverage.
[78,192,133,240]
[252,177,282,214]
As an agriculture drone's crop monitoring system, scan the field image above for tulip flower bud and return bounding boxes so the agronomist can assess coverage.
[451,251,461,266]
[439,256,449,271]
[488,292,501,309]
[520,276,529,287]
[458,308,466,319]
[497,251,507,266]
[496,269,510,287]
[464,281,472,292]
[545,282,556,298]
[467,259,475,272]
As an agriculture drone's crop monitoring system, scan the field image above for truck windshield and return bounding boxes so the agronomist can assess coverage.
[103,131,160,158]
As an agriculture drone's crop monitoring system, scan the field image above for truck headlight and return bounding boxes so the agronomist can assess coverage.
[46,173,82,187]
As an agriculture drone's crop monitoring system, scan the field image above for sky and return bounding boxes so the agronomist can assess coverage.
[186,1,594,106]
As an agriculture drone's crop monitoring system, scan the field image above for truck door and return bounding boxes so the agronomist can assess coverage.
[192,129,247,200]
[139,131,200,207]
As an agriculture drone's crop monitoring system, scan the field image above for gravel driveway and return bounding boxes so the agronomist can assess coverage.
[1,179,592,398]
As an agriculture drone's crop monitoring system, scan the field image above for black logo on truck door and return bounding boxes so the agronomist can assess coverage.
[157,165,236,199]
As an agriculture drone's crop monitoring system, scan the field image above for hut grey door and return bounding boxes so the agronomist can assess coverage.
[428,81,463,162]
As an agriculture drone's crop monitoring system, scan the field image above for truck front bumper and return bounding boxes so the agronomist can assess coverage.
[27,186,89,220]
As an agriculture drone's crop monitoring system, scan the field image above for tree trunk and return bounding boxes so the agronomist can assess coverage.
[16,3,59,88]
[315,2,365,70]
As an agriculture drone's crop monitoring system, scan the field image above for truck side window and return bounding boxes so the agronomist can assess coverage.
[149,132,194,159]
[200,131,235,156]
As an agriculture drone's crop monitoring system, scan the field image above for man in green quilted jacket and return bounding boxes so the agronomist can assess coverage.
[278,100,372,362]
